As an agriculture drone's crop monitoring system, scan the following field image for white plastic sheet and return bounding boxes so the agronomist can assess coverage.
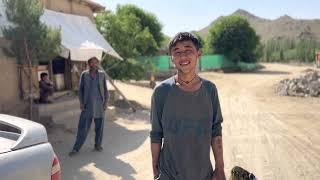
[40,9,122,61]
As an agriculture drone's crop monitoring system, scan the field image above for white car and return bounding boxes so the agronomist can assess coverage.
[0,114,61,180]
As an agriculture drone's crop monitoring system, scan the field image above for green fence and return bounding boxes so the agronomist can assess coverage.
[138,56,172,71]
[139,55,240,72]
[200,55,237,71]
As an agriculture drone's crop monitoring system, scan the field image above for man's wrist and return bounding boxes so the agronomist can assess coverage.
[215,166,224,172]
[152,162,158,167]
[215,162,224,169]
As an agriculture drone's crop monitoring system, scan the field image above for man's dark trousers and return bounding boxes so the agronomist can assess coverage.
[72,110,104,151]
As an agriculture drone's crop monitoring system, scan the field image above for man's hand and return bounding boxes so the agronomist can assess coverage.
[212,169,226,180]
[80,104,85,111]
[45,79,53,85]
[151,143,161,179]
[103,104,107,111]
[211,136,225,180]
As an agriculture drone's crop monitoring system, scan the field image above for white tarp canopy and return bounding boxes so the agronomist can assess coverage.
[0,1,13,37]
[40,9,122,61]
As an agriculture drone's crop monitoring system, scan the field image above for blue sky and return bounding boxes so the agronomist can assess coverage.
[95,0,320,37]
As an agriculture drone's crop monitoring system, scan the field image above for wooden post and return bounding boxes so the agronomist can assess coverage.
[24,38,33,120]
[17,66,24,99]
[99,54,136,112]
[106,75,136,113]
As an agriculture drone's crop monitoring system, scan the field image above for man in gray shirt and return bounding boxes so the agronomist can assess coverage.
[69,57,109,156]
[150,32,225,180]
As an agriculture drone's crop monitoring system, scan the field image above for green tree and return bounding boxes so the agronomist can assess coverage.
[255,42,264,62]
[192,32,206,53]
[2,0,61,64]
[101,58,145,81]
[160,35,171,50]
[95,4,164,80]
[1,0,61,119]
[297,39,317,62]
[280,49,284,60]
[96,4,164,59]
[207,15,260,63]
[259,37,320,63]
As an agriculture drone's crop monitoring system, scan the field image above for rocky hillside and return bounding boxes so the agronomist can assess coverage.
[197,9,320,42]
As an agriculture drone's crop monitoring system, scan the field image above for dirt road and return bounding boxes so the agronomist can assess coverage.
[49,63,320,180]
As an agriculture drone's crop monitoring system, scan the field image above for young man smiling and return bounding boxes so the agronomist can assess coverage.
[150,32,226,180]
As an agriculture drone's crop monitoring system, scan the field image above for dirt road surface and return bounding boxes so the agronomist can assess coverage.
[49,63,320,180]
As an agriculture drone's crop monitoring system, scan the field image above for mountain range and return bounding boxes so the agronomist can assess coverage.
[196,9,320,42]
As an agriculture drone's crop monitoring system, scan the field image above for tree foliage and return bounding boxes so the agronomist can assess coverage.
[95,4,164,80]
[96,4,164,59]
[101,57,146,81]
[260,37,319,63]
[207,15,260,63]
[1,0,61,65]
[193,32,206,53]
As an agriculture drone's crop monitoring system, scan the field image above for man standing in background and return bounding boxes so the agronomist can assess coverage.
[69,56,109,156]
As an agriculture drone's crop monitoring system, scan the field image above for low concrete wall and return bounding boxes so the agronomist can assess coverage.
[0,38,27,116]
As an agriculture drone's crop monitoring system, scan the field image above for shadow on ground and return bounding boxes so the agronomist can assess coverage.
[250,70,291,75]
[48,108,150,180]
